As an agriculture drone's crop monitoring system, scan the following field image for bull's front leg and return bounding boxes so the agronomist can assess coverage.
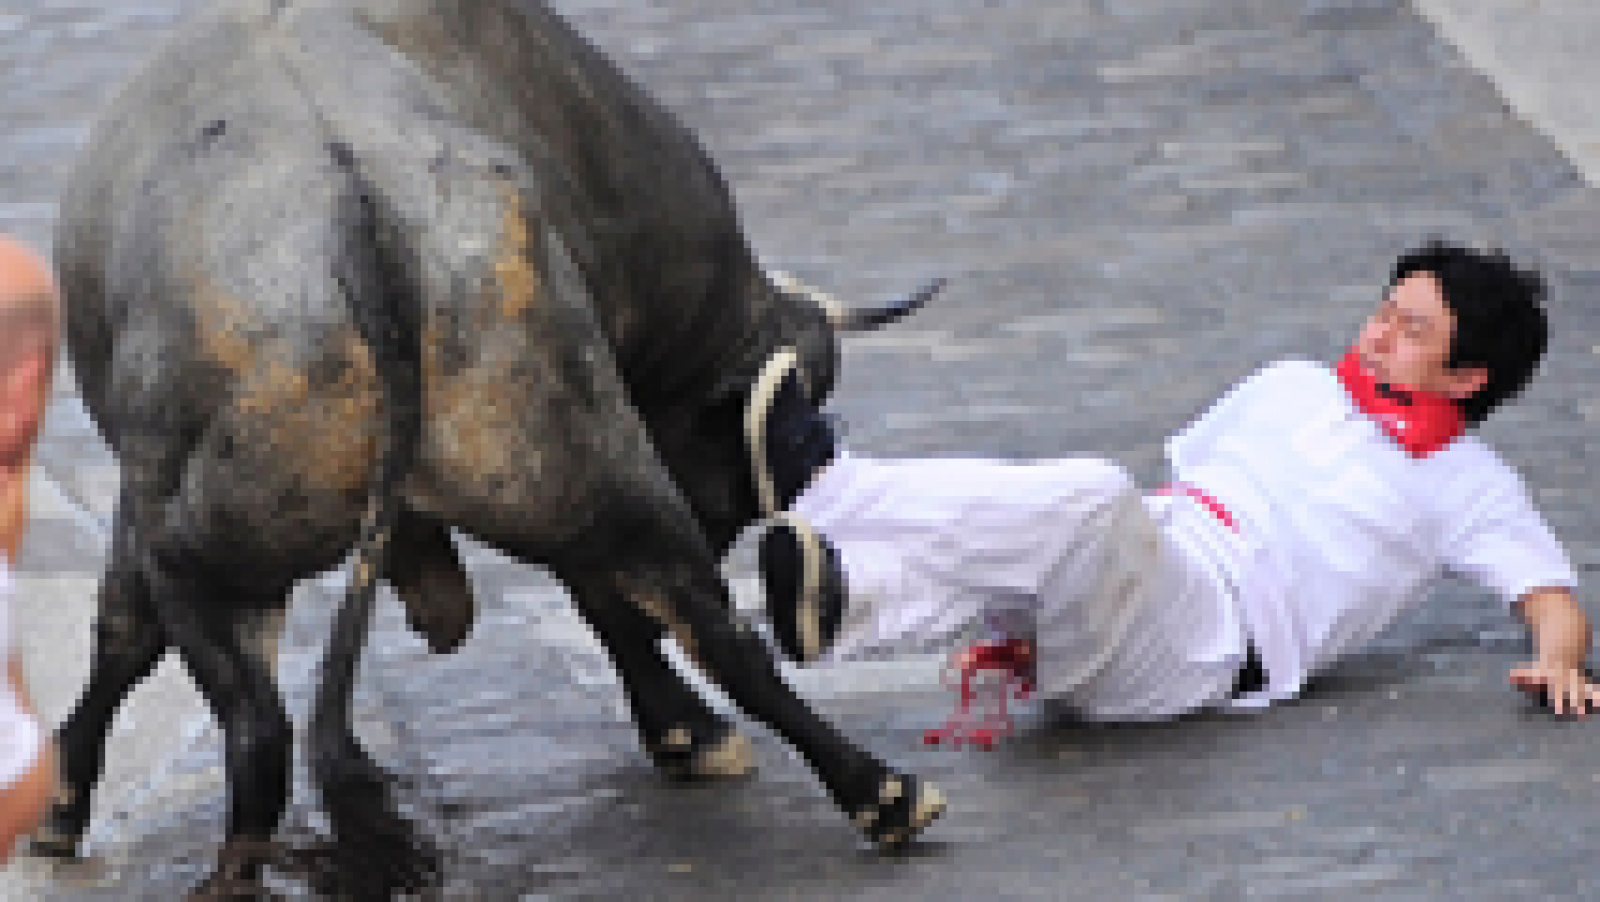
[563,574,754,781]
[139,561,293,899]
[554,519,944,852]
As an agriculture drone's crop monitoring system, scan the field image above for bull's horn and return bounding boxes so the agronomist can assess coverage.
[770,270,945,331]
[836,277,946,331]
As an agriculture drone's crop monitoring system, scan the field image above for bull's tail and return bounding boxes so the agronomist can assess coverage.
[303,140,438,896]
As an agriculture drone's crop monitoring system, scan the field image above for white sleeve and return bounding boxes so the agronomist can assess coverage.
[1441,471,1579,608]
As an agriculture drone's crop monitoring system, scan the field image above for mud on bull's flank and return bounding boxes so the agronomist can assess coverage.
[193,269,383,497]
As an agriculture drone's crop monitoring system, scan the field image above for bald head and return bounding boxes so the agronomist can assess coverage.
[0,237,59,473]
[0,237,57,304]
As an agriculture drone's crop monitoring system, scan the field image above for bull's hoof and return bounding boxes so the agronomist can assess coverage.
[189,875,280,901]
[189,847,282,901]
[651,722,756,781]
[851,774,945,852]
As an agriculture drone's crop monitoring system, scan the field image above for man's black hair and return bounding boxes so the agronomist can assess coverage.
[1389,239,1549,427]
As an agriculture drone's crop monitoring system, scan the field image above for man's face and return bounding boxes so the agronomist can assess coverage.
[1355,271,1487,400]
[0,290,54,366]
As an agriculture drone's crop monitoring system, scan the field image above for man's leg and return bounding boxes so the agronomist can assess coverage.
[740,347,1167,690]
[760,449,1149,669]
[743,346,1001,664]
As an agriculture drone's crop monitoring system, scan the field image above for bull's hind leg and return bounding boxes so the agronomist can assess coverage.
[563,577,752,780]
[128,527,295,896]
[32,494,167,857]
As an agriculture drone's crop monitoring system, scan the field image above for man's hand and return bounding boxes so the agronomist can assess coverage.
[1509,661,1600,718]
[1512,587,1593,719]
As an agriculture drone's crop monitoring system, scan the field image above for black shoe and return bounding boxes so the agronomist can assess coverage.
[760,514,846,663]
[745,348,838,517]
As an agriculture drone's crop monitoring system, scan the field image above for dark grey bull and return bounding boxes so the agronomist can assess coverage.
[36,0,945,896]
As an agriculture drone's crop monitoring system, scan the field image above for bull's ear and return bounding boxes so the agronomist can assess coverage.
[770,270,846,327]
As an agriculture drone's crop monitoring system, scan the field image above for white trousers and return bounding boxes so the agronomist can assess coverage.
[0,559,42,789]
[789,450,1248,721]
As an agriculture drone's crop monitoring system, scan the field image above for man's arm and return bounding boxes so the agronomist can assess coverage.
[1510,586,1597,717]
[0,292,54,560]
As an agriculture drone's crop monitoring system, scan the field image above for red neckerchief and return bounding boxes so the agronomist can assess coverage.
[1334,350,1465,459]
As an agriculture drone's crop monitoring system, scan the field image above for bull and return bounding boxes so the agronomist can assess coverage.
[34,0,946,896]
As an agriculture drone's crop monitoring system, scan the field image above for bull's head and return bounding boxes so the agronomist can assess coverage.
[758,270,945,413]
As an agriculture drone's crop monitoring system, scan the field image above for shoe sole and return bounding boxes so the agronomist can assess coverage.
[763,513,831,663]
[745,347,801,518]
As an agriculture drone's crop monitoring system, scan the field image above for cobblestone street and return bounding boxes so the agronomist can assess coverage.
[4,0,1600,898]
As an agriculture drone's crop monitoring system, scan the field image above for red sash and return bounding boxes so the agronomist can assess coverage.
[1156,482,1238,532]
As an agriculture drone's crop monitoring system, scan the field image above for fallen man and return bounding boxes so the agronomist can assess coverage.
[745,240,1591,738]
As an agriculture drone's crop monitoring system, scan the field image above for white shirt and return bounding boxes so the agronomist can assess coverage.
[0,551,43,787]
[1166,359,1580,708]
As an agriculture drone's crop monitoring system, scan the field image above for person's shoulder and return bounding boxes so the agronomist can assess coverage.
[1435,434,1531,498]
[1441,433,1510,470]
[1262,357,1330,377]
[1233,358,1334,395]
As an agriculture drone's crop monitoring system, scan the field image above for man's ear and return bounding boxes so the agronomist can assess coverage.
[1446,364,1490,400]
